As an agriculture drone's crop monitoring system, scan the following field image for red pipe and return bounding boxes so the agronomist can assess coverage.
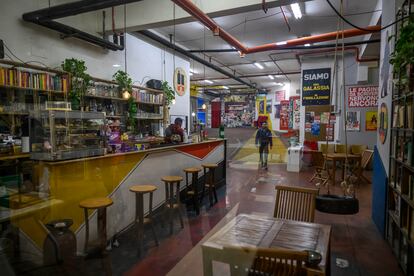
[295,46,379,62]
[172,0,381,55]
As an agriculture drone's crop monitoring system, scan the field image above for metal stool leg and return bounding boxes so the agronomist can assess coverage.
[201,168,207,205]
[169,183,174,234]
[149,191,159,246]
[176,181,184,229]
[97,208,112,276]
[83,208,89,254]
[193,172,200,215]
[212,169,218,204]
[208,169,213,207]
[136,193,144,256]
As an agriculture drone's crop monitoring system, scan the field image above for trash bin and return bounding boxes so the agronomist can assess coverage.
[287,145,303,172]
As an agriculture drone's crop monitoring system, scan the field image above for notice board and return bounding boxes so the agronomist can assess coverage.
[304,105,335,142]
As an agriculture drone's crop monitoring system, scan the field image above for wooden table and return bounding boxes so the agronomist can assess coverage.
[201,214,331,276]
[325,153,361,185]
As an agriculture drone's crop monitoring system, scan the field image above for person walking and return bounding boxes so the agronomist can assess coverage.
[255,122,273,169]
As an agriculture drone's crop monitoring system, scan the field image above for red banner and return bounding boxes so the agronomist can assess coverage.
[348,86,378,108]
[280,100,290,130]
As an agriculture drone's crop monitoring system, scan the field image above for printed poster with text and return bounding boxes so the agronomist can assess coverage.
[280,100,290,130]
[302,68,331,105]
[366,111,378,131]
[348,86,378,107]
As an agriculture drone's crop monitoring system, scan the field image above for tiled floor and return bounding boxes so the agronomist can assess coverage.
[123,128,402,276]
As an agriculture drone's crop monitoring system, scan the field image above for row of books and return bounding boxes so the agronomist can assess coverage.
[393,103,414,128]
[0,67,69,92]
[394,136,413,165]
[132,90,163,104]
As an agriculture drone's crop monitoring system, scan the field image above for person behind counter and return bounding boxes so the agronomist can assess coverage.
[165,117,184,143]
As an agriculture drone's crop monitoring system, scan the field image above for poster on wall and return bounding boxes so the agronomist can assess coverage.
[366,111,378,131]
[348,86,379,107]
[326,124,334,141]
[275,90,285,102]
[289,96,300,130]
[266,99,272,114]
[302,68,331,105]
[174,67,187,96]
[280,100,289,130]
[346,111,361,131]
[258,99,265,114]
[275,104,281,118]
[379,103,388,144]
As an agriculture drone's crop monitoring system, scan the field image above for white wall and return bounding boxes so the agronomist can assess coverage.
[0,0,190,125]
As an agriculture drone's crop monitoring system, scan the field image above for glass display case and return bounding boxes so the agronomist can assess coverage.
[29,110,106,161]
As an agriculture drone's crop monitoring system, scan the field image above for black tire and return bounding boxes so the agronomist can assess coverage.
[315,194,359,215]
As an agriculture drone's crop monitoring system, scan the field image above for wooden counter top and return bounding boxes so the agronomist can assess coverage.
[0,153,30,161]
[42,138,226,166]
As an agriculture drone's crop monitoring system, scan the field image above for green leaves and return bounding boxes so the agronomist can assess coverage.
[390,18,414,77]
[113,70,132,92]
[161,81,175,106]
[61,58,91,102]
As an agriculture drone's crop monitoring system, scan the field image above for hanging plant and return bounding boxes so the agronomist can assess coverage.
[113,70,133,93]
[161,81,175,106]
[390,18,414,79]
[61,58,91,110]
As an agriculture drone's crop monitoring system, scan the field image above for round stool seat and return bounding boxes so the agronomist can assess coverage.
[130,185,157,194]
[162,176,183,182]
[202,163,218,169]
[79,197,113,209]
[184,167,202,173]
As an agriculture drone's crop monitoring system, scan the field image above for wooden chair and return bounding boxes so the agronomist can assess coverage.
[320,144,334,154]
[223,246,309,276]
[350,145,367,155]
[309,151,329,187]
[335,144,347,154]
[274,185,319,223]
[349,149,374,184]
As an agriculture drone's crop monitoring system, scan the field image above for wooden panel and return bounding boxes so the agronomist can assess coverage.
[305,105,332,142]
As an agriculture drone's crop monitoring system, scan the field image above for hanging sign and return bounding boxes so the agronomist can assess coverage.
[348,86,378,107]
[280,100,289,130]
[302,68,331,106]
[289,96,300,130]
[174,67,187,96]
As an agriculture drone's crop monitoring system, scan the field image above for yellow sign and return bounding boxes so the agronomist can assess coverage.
[174,67,187,96]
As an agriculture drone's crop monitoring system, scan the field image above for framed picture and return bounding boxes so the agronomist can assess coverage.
[346,111,360,131]
[366,111,378,131]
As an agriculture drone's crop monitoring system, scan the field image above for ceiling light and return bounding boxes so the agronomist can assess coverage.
[189,71,193,76]
[122,90,131,99]
[204,80,213,84]
[191,112,196,117]
[113,64,121,68]
[172,99,176,105]
[275,41,287,46]
[201,103,207,109]
[291,3,302,19]
[273,82,283,86]
[254,62,264,69]
[304,43,311,47]
[223,86,229,89]
[268,75,274,80]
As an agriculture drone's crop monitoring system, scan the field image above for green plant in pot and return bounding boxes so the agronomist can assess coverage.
[113,70,137,133]
[390,17,414,90]
[161,81,176,125]
[61,58,91,110]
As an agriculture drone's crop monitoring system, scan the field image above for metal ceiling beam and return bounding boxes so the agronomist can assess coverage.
[136,30,255,89]
[191,71,301,81]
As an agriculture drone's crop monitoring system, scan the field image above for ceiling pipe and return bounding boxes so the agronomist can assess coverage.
[296,47,379,62]
[191,71,301,81]
[188,39,381,53]
[137,30,255,88]
[171,0,381,54]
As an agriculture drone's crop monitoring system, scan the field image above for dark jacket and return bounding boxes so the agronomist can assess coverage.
[165,123,184,143]
[255,128,273,146]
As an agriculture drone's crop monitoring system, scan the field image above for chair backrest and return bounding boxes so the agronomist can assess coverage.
[361,149,374,169]
[335,144,347,153]
[311,151,325,167]
[320,144,334,154]
[351,145,367,155]
[223,246,309,276]
[274,185,319,223]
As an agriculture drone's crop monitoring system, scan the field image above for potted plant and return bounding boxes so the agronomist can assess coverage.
[113,70,137,133]
[390,18,414,91]
[161,81,176,126]
[61,58,91,110]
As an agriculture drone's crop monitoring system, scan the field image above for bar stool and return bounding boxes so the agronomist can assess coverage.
[129,185,159,256]
[161,176,184,234]
[79,197,113,275]
[183,167,202,215]
[201,163,219,207]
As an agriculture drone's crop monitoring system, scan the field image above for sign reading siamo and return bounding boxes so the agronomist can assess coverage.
[302,68,331,106]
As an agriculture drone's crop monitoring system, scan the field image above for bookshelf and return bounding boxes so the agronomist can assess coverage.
[387,1,414,274]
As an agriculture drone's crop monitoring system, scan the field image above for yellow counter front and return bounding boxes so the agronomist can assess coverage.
[8,139,226,254]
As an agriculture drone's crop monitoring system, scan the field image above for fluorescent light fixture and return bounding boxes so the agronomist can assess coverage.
[222,86,229,89]
[204,80,213,84]
[291,3,302,19]
[304,43,311,47]
[276,41,287,46]
[112,64,121,68]
[254,62,264,69]
[273,82,283,86]
[189,71,193,76]
[268,75,274,80]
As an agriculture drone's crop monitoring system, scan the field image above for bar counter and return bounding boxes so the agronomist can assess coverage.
[6,139,226,254]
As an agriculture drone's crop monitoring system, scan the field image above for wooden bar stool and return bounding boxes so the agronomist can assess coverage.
[161,176,184,234]
[129,185,159,256]
[79,197,113,275]
[183,167,202,215]
[201,163,219,207]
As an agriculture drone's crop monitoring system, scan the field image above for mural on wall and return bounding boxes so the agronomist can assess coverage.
[280,100,289,130]
[223,95,254,128]
[275,90,285,102]
[266,99,272,114]
[302,68,331,105]
[379,103,388,144]
[289,96,301,130]
[174,67,187,96]
[258,99,265,114]
[348,86,379,107]
[346,111,361,131]
[366,111,378,131]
